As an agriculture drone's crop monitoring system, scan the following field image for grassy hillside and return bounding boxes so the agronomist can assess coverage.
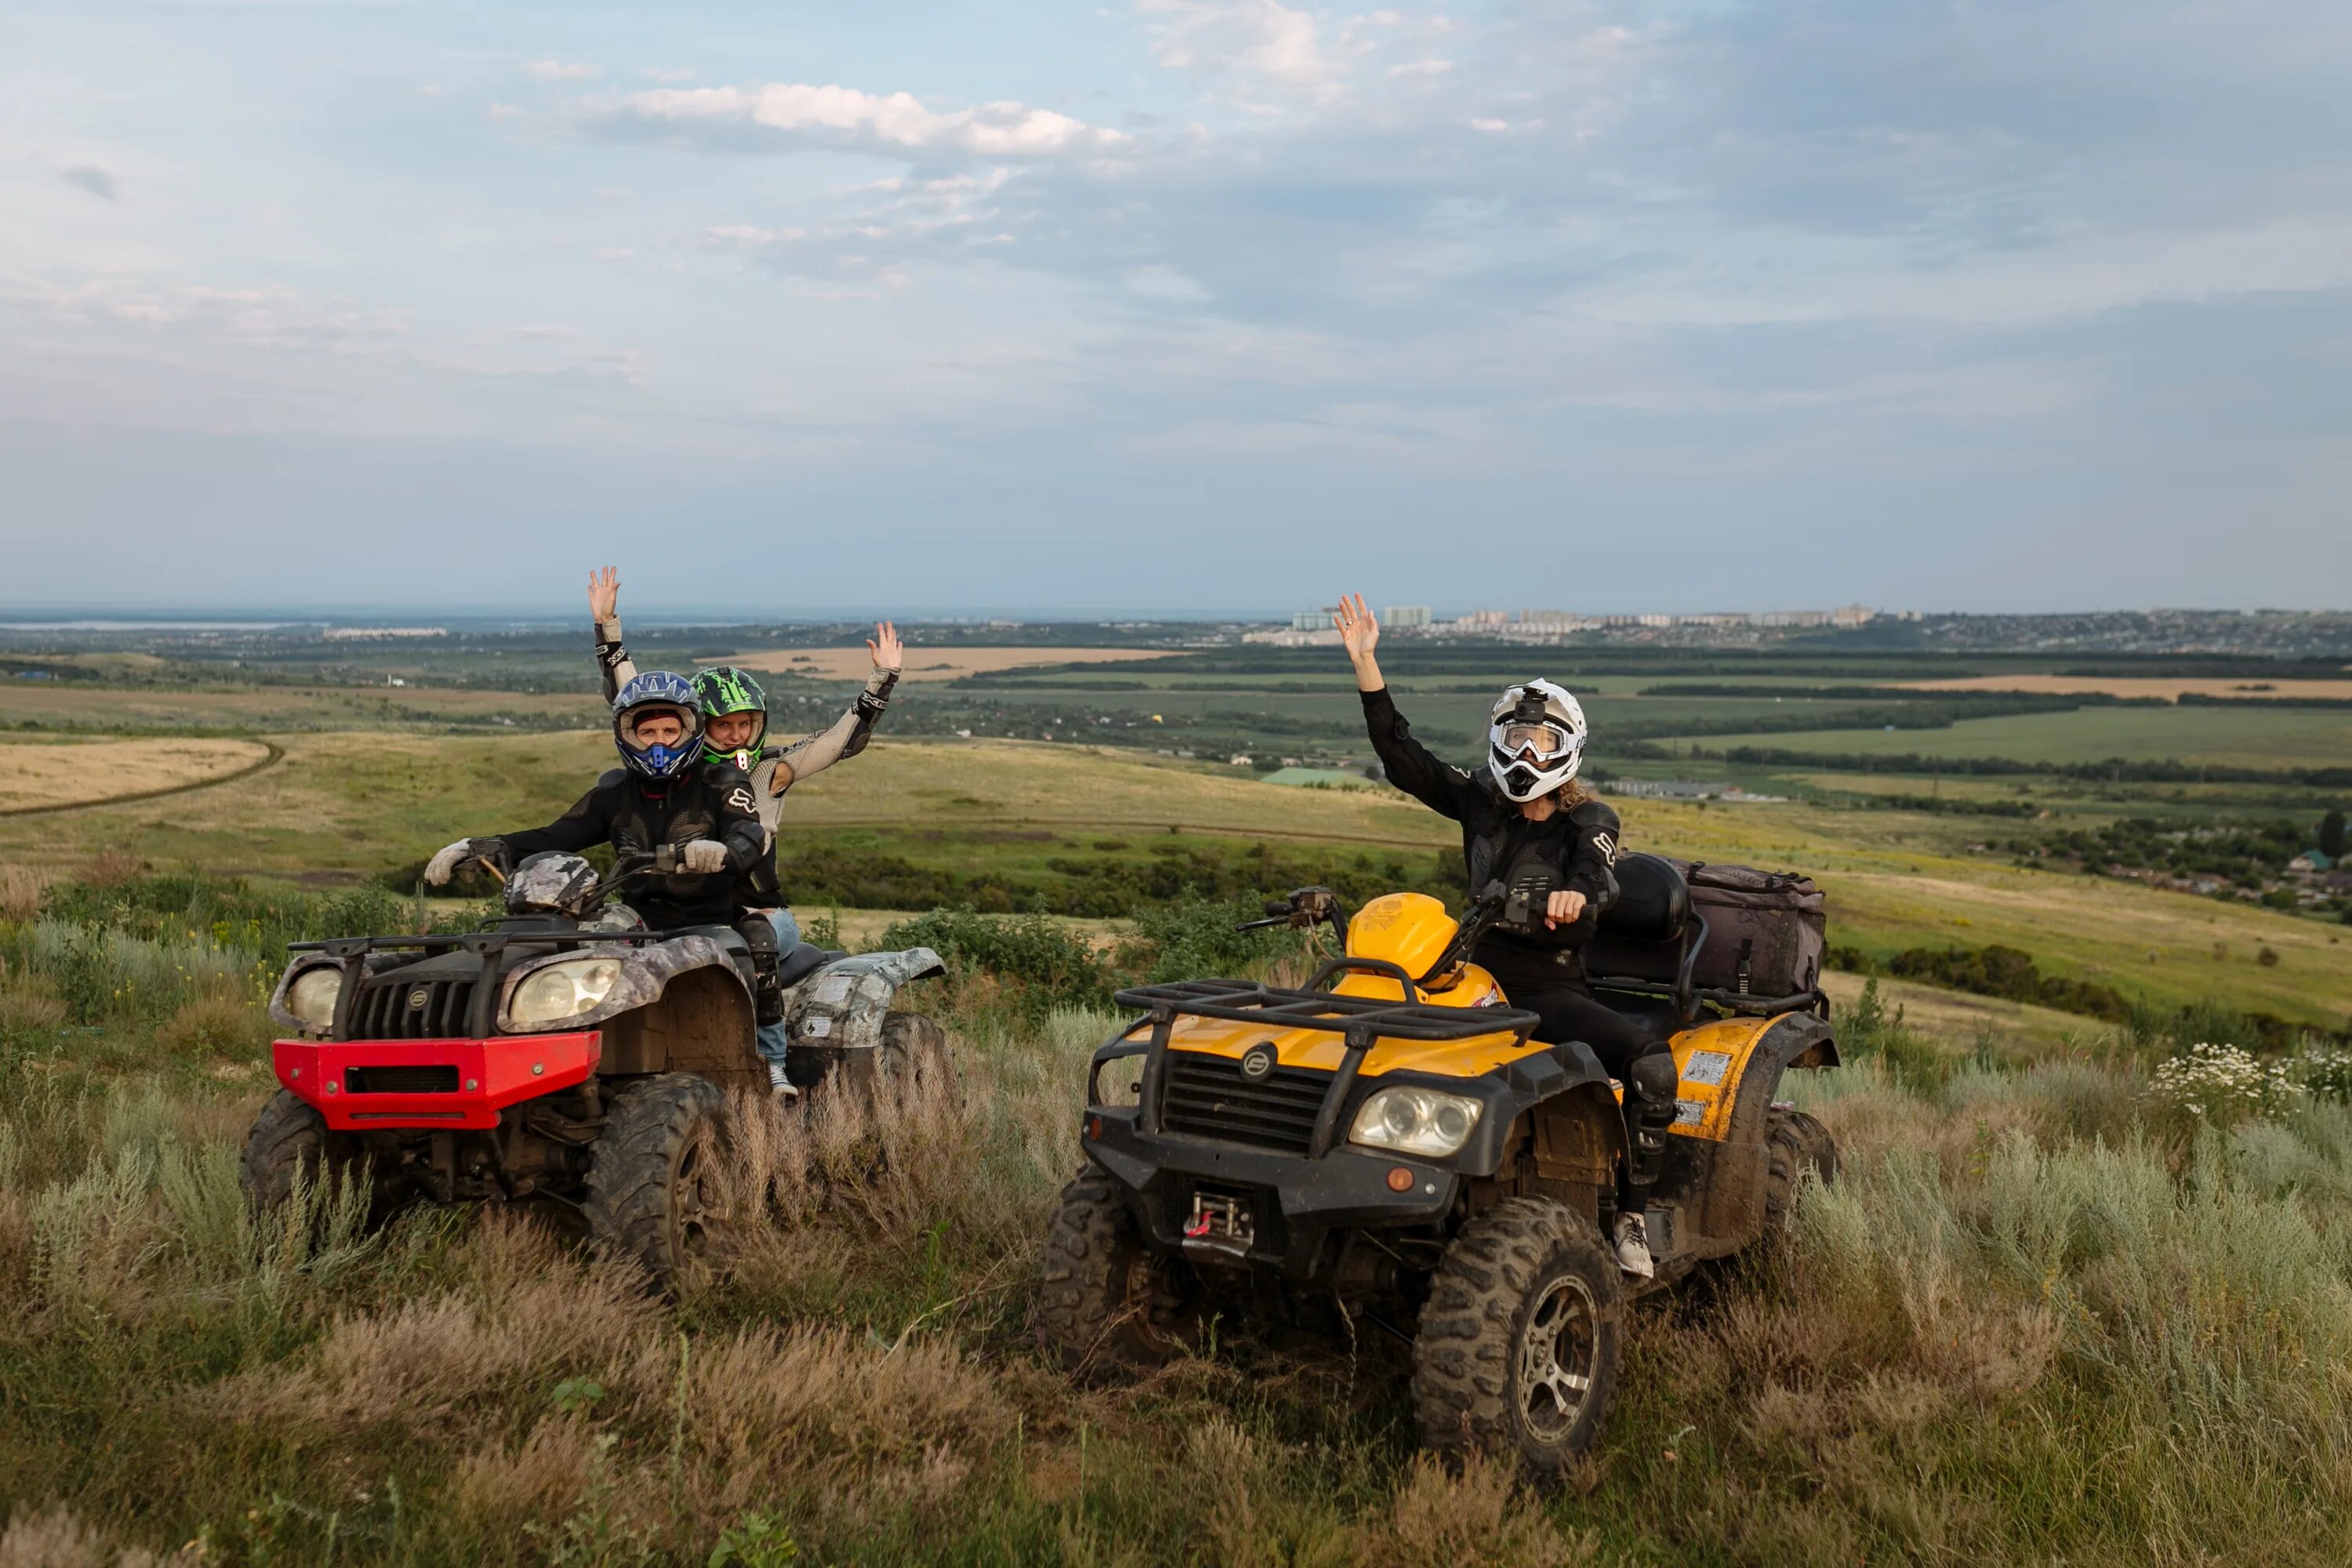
[3,731,2343,1028]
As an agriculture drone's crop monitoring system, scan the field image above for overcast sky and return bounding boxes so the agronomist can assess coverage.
[4,1,2348,615]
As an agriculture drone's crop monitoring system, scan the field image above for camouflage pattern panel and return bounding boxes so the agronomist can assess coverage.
[499,934,743,1034]
[784,947,946,1051]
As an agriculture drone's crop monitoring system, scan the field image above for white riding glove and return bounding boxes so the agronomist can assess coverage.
[681,839,730,874]
[424,840,476,887]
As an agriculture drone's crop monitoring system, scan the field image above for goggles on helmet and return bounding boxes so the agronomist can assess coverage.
[1498,721,1577,763]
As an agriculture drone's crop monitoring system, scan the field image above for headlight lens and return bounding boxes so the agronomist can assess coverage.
[506,958,622,1028]
[286,967,342,1031]
[1348,1086,1483,1157]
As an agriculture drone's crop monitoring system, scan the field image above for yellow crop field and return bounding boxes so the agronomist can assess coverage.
[0,736,274,812]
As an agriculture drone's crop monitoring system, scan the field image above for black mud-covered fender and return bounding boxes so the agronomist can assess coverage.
[1363,1039,1623,1180]
[1704,1010,1838,1241]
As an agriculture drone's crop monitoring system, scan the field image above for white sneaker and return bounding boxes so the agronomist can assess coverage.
[768,1062,801,1104]
[1614,1211,1656,1279]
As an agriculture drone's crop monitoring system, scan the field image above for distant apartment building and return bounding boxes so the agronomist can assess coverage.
[1382,604,1432,628]
[1290,608,1332,632]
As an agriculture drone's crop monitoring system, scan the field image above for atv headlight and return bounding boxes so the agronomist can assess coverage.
[506,958,622,1029]
[1348,1086,1483,1158]
[285,967,343,1032]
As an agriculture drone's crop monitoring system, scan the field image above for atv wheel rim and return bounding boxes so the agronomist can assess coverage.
[671,1131,723,1258]
[1518,1273,1599,1443]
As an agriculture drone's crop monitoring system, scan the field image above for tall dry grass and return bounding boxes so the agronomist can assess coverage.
[4,969,2352,1563]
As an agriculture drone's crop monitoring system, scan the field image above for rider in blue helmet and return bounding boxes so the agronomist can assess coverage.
[585,567,904,1096]
[420,670,765,935]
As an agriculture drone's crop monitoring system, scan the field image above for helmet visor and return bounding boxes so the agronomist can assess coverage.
[1498,721,1575,762]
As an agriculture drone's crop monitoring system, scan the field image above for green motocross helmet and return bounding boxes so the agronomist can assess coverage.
[691,665,768,762]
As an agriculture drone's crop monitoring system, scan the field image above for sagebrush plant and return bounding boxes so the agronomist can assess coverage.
[2294,1040,2352,1105]
[2145,1041,2301,1128]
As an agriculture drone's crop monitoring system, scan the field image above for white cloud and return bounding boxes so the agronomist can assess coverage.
[1387,59,1453,78]
[621,82,1126,159]
[485,103,522,122]
[526,60,598,82]
[1139,0,1343,104]
[1468,116,1508,133]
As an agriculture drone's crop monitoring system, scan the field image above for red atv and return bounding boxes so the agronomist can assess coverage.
[241,849,945,1282]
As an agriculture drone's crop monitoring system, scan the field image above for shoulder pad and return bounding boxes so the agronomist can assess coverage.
[1568,799,1621,831]
[595,767,626,789]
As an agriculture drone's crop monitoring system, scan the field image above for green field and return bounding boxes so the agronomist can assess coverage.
[1682,702,2352,767]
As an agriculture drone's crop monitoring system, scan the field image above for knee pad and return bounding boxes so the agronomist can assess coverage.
[735,916,786,1025]
[1627,1050,1679,1109]
[737,915,779,960]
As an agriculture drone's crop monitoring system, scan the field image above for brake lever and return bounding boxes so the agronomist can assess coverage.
[466,854,507,886]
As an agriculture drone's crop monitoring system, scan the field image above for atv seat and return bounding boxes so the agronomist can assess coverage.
[1584,854,1709,1033]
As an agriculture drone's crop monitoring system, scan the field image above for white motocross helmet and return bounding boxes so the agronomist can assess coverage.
[1487,680,1588,802]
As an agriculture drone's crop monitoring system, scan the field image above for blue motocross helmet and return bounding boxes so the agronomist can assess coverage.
[612,671,706,783]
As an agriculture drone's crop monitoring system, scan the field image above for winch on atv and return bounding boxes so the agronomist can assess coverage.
[1036,854,1839,1482]
[242,848,945,1283]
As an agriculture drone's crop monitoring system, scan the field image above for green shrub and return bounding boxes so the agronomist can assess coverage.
[1122,895,1312,985]
[878,908,1113,1019]
[1835,976,1950,1090]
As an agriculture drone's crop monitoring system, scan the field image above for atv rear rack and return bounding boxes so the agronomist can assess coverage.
[1108,978,1541,1160]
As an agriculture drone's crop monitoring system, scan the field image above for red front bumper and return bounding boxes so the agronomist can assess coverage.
[273,1032,601,1131]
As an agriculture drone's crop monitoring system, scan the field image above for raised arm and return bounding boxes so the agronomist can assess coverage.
[1338,593,1478,821]
[588,565,636,703]
[764,622,902,793]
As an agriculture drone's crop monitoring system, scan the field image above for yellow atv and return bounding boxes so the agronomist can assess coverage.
[1035,855,1839,1481]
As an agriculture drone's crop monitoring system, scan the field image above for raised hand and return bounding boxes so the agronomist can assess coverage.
[1334,593,1385,692]
[1334,593,1380,662]
[868,620,903,673]
[588,565,620,623]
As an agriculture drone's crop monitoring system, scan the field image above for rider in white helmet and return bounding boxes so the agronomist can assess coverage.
[1335,593,1672,1279]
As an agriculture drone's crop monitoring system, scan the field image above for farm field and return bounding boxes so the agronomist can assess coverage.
[1679,702,2352,767]
[0,736,274,812]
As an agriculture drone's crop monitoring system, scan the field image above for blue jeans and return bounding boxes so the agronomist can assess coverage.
[754,908,800,1065]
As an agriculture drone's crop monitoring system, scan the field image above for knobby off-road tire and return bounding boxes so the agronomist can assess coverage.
[1761,1108,1838,1232]
[583,1073,732,1285]
[239,1089,404,1222]
[1035,1167,1193,1383]
[1412,1196,1624,1484]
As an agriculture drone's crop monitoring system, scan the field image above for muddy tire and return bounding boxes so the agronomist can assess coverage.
[1035,1167,1192,1381]
[583,1074,731,1284]
[1412,1196,1623,1484]
[1762,1108,1838,1232]
[240,1089,401,1220]
[837,1011,956,1102]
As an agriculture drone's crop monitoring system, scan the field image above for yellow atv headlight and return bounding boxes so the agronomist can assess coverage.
[285,967,342,1031]
[506,958,622,1029]
[1348,1086,1483,1158]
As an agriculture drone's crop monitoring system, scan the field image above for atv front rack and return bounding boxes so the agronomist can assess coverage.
[1106,978,1541,1160]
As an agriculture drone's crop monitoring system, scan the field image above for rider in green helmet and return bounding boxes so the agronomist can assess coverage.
[586,568,903,1097]
[692,665,771,768]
